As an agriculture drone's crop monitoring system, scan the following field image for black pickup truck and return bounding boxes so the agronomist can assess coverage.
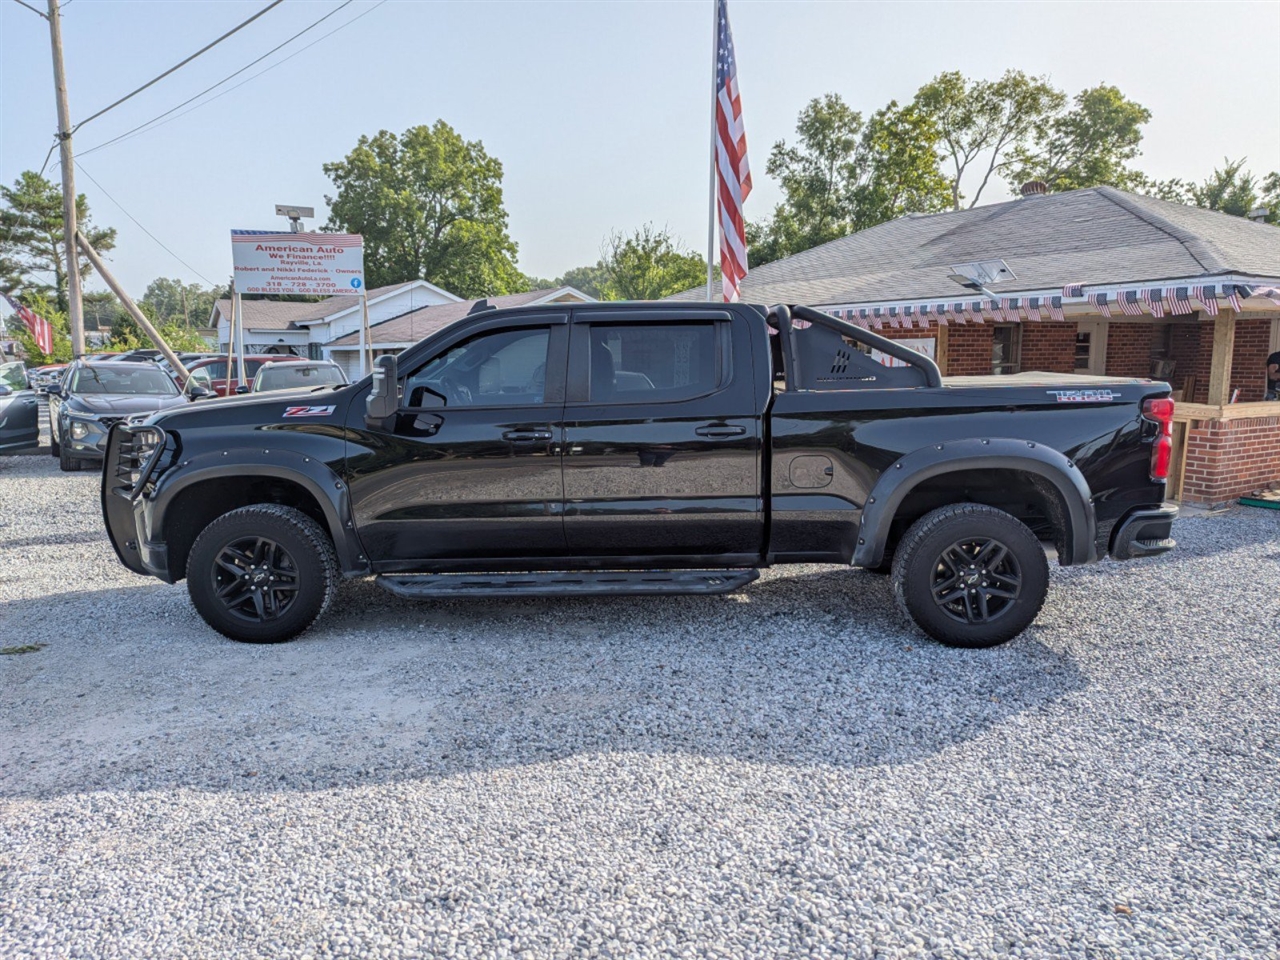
[102,302,1177,648]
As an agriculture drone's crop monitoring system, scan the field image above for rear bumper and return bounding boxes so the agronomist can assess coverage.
[1109,502,1178,560]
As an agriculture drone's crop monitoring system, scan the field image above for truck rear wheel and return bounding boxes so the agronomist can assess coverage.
[186,504,339,644]
[891,504,1048,648]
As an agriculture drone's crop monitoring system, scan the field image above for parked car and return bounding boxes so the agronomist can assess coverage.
[181,355,306,398]
[29,363,68,394]
[157,353,218,384]
[113,349,163,363]
[48,360,189,471]
[0,360,39,452]
[245,359,348,394]
[103,302,1179,647]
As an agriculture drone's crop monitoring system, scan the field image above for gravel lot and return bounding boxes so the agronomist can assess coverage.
[1,446,1277,959]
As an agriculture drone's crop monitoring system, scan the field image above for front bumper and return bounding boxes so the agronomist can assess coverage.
[101,424,173,581]
[1109,502,1178,560]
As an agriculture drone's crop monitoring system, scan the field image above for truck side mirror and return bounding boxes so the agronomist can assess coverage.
[188,385,212,400]
[365,354,399,429]
[234,384,250,395]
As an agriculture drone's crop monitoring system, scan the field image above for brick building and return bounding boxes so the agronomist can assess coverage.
[674,185,1280,505]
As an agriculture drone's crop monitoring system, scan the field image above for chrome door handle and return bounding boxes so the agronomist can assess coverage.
[695,424,747,438]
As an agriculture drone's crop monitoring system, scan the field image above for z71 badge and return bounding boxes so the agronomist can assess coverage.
[1048,389,1119,403]
[283,405,337,418]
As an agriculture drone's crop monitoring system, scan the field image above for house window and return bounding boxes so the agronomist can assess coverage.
[991,325,1021,375]
[1074,331,1091,370]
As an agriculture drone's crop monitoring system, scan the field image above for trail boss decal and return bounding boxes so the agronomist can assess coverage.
[283,405,336,418]
[1048,389,1120,403]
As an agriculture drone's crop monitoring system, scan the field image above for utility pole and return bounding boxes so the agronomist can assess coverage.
[47,0,85,358]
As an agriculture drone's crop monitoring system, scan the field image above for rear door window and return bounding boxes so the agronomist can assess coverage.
[586,322,720,404]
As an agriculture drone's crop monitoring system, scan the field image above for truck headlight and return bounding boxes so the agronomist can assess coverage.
[70,419,91,440]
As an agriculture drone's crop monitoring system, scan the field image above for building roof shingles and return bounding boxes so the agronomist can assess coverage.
[212,282,417,331]
[328,290,582,347]
[668,186,1280,306]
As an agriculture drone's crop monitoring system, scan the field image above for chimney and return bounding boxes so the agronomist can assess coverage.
[1020,180,1048,198]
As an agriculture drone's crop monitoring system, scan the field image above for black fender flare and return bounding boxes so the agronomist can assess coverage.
[150,448,368,576]
[852,437,1096,568]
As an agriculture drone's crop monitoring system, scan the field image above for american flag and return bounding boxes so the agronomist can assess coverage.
[1226,284,1244,312]
[1087,293,1111,318]
[1142,288,1165,318]
[1167,286,1194,315]
[981,300,996,322]
[1252,285,1280,306]
[1191,284,1219,316]
[1062,283,1084,298]
[1117,290,1144,317]
[1026,296,1043,322]
[714,0,751,303]
[1046,296,1064,322]
[2,292,54,355]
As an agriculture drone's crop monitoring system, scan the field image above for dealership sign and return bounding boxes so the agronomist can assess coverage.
[231,230,365,296]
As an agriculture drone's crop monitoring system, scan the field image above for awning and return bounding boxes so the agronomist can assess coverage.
[821,282,1280,329]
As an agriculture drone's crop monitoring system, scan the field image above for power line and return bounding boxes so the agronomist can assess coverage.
[9,0,46,20]
[88,0,389,154]
[74,161,218,288]
[101,0,390,154]
[79,0,361,157]
[74,0,285,130]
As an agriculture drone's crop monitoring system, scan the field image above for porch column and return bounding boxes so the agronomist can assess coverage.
[1206,311,1236,405]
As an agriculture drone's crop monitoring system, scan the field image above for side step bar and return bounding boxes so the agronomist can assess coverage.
[376,569,760,599]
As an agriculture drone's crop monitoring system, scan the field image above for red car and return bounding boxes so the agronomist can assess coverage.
[182,355,307,398]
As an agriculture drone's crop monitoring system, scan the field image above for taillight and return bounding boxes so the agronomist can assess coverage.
[1143,397,1175,481]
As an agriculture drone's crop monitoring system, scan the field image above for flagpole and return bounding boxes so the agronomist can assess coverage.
[706,0,718,302]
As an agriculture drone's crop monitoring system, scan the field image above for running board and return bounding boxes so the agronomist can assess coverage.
[376,569,760,599]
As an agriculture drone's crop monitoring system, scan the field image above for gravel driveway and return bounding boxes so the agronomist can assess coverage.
[1,452,1277,959]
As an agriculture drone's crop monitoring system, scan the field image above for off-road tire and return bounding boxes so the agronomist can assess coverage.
[49,413,60,457]
[58,441,82,472]
[891,503,1048,649]
[186,504,339,644]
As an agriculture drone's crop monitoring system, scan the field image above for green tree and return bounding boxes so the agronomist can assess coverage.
[82,290,124,332]
[1190,158,1259,217]
[323,121,523,297]
[1005,84,1152,193]
[1142,160,1280,224]
[555,262,609,299]
[141,277,223,327]
[1262,172,1280,224]
[4,291,72,365]
[595,224,708,301]
[913,70,1064,210]
[747,93,951,267]
[0,171,116,312]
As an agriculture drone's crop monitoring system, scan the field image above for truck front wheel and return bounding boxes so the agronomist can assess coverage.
[186,504,339,644]
[891,504,1048,648]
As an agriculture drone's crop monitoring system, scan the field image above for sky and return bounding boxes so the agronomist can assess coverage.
[2,0,1279,301]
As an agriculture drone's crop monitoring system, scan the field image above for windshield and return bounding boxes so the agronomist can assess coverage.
[255,364,346,392]
[70,365,180,396]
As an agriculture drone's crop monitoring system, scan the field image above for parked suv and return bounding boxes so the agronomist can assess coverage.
[182,355,306,398]
[0,361,39,452]
[247,359,347,394]
[49,360,189,471]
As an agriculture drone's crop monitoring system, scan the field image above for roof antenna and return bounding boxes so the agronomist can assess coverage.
[468,299,495,316]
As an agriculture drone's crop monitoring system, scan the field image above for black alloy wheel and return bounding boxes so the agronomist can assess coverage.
[929,537,1022,625]
[187,504,339,644]
[211,536,301,624]
[891,503,1048,648]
